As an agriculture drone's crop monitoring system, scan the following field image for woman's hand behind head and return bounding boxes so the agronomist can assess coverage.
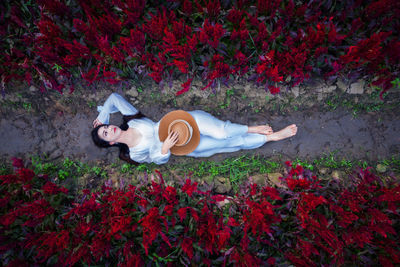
[93,118,102,128]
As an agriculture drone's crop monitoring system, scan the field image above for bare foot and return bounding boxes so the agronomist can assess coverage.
[267,124,297,141]
[248,125,273,135]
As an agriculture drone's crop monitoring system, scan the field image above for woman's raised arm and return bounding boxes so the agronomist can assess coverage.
[95,93,138,125]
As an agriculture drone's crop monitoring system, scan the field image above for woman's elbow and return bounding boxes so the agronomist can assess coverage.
[109,92,121,101]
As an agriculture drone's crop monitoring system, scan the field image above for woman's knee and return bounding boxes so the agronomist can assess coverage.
[212,125,230,139]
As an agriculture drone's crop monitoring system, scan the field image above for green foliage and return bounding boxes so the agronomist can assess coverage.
[1,93,34,112]
[22,102,32,111]
[0,162,11,175]
[51,63,63,72]
[30,155,108,181]
[292,158,315,171]
[31,155,58,174]
[184,155,281,187]
[57,169,69,180]
[324,90,400,117]
[90,166,107,179]
[391,77,400,89]
[378,155,400,173]
[312,152,354,169]
[219,88,235,109]
[120,162,151,174]
[87,100,96,108]
[293,152,400,175]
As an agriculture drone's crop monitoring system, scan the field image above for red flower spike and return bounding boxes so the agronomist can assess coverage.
[16,168,35,183]
[257,0,282,17]
[216,226,231,250]
[181,237,194,259]
[268,86,280,95]
[182,179,198,197]
[120,26,145,56]
[42,181,68,195]
[182,0,193,15]
[250,184,258,196]
[82,64,101,85]
[204,0,221,19]
[162,186,178,205]
[267,257,276,265]
[11,157,24,168]
[176,78,193,96]
[173,60,189,74]
[177,207,188,222]
[190,208,199,222]
[10,6,27,29]
[227,8,245,26]
[154,170,165,184]
[160,232,172,248]
[199,19,225,49]
[139,207,167,255]
[143,9,170,41]
[285,161,292,167]
[211,194,227,202]
[227,217,240,227]
[262,187,282,201]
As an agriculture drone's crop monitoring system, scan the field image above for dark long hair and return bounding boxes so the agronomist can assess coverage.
[91,112,145,165]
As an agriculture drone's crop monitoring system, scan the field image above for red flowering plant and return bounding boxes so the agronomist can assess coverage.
[278,162,400,266]
[0,1,43,93]
[0,159,72,265]
[2,0,400,97]
[1,158,399,266]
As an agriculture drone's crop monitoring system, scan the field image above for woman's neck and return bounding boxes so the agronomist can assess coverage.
[117,128,142,148]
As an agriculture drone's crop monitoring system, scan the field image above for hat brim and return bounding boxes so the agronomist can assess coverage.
[158,110,200,156]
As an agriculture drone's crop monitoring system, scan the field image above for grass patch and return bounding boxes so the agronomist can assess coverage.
[323,90,400,117]
[30,155,107,180]
[178,155,282,187]
[292,151,400,173]
[378,155,400,173]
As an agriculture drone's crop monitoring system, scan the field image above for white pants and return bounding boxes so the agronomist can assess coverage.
[187,110,267,157]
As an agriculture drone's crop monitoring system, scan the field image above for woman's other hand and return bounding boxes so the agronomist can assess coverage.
[93,118,103,128]
[161,131,179,154]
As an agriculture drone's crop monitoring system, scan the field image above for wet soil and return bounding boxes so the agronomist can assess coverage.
[1,78,399,166]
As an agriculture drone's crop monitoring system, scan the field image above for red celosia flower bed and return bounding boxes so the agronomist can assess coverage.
[1,160,399,266]
[1,0,399,98]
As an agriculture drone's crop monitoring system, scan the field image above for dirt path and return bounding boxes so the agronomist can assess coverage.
[1,86,399,165]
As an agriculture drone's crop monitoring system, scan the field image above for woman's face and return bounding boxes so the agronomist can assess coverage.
[97,125,121,144]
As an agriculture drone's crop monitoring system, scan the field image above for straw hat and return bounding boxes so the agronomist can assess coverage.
[158,110,200,155]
